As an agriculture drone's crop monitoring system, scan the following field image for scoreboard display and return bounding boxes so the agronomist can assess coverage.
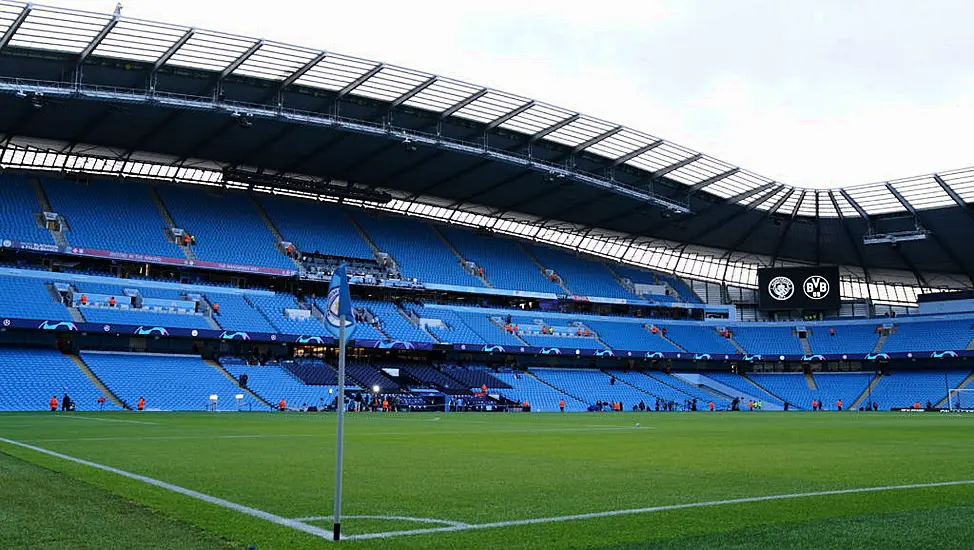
[757,266,841,311]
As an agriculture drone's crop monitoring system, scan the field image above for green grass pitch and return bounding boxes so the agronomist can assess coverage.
[1,411,973,549]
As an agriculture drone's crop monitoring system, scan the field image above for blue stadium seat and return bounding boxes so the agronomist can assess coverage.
[43,178,180,257]
[156,185,293,270]
[438,227,562,293]
[260,196,374,260]
[0,348,120,411]
[526,244,634,299]
[0,174,54,245]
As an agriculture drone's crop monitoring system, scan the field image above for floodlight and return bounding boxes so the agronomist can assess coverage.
[372,385,380,393]
[209,394,218,400]
[235,394,244,399]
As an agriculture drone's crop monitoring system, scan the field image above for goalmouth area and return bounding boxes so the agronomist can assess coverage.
[1,411,973,548]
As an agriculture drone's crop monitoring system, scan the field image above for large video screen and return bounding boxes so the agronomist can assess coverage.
[757,266,840,310]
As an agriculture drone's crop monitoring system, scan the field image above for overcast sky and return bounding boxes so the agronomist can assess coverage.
[66,0,974,189]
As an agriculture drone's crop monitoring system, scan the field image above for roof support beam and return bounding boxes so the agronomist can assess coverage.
[571,125,623,154]
[529,114,579,143]
[485,101,534,132]
[767,188,795,214]
[77,9,121,65]
[336,64,383,99]
[687,167,740,193]
[933,174,974,218]
[0,3,31,52]
[389,75,437,109]
[814,193,821,266]
[650,153,702,180]
[886,183,974,287]
[829,190,869,282]
[609,140,663,168]
[729,182,779,204]
[279,51,327,89]
[678,185,783,245]
[839,189,870,219]
[439,89,487,120]
[770,190,804,263]
[218,40,264,81]
[152,27,195,74]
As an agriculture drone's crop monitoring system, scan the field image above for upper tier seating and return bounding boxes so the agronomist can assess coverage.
[0,276,71,321]
[612,264,700,303]
[350,212,479,287]
[732,326,804,355]
[438,227,562,293]
[260,197,374,260]
[43,178,180,257]
[0,348,119,411]
[0,174,54,244]
[882,320,974,353]
[506,315,604,349]
[80,307,211,330]
[220,357,334,408]
[807,324,880,355]
[526,245,633,299]
[443,309,525,348]
[156,185,292,270]
[868,370,972,409]
[81,352,252,411]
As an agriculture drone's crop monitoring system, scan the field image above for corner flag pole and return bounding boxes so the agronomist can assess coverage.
[333,313,346,541]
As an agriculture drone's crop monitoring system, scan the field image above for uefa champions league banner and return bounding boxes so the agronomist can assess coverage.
[0,315,970,359]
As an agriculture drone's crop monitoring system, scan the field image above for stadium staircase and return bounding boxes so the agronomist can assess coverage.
[206,359,274,409]
[849,372,884,410]
[723,331,748,354]
[489,316,530,346]
[614,373,664,400]
[148,185,196,261]
[739,373,789,405]
[804,371,818,390]
[519,243,573,294]
[197,296,222,330]
[580,323,612,350]
[527,370,588,404]
[658,330,687,353]
[935,370,974,408]
[243,295,281,333]
[430,225,493,288]
[799,329,813,355]
[67,353,129,409]
[31,178,70,247]
[966,336,974,351]
[873,328,890,354]
[251,197,305,273]
[643,325,687,352]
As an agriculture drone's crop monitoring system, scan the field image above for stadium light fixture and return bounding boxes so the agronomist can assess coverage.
[862,229,931,246]
[372,385,380,393]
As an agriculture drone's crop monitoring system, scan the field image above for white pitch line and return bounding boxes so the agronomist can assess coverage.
[57,415,159,425]
[295,514,470,527]
[0,437,334,542]
[24,434,317,443]
[343,479,974,541]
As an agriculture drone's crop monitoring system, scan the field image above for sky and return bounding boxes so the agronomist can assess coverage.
[64,0,974,189]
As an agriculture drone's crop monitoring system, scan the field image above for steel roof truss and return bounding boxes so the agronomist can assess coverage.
[336,63,384,98]
[280,51,328,89]
[152,27,195,73]
[219,39,264,81]
[529,114,579,143]
[77,9,121,65]
[485,101,535,132]
[0,3,31,52]
[439,89,488,120]
[389,75,437,109]
[651,153,703,179]
[608,139,664,168]
[571,125,623,154]
[687,167,740,193]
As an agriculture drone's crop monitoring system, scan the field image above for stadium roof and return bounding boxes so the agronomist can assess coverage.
[0,1,972,291]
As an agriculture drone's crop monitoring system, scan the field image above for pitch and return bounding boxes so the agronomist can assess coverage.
[1,411,973,549]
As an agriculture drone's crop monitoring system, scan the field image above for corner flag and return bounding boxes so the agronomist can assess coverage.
[325,264,355,339]
[328,264,354,541]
